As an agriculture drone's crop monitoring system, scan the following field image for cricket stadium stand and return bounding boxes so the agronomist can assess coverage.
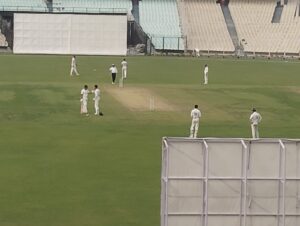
[0,0,47,12]
[229,0,300,54]
[1,0,300,55]
[52,0,132,13]
[139,0,184,50]
[178,0,235,52]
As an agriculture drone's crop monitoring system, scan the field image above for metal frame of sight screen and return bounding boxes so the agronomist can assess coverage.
[161,138,300,226]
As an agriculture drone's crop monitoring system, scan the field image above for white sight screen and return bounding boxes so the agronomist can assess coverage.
[161,138,300,226]
[13,13,127,55]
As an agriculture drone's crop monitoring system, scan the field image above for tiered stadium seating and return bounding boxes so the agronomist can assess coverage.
[139,0,184,50]
[1,0,299,54]
[179,0,234,52]
[229,0,300,54]
[0,0,47,11]
[52,0,132,13]
[276,0,300,53]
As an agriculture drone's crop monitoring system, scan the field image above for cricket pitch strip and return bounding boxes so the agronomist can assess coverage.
[105,86,176,111]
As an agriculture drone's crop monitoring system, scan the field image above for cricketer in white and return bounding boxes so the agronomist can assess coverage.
[121,58,128,79]
[249,108,262,138]
[190,105,202,138]
[80,85,89,115]
[70,55,79,76]
[92,85,102,116]
[204,64,208,85]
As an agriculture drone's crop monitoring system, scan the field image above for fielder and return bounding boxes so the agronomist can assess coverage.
[190,105,202,138]
[92,84,103,116]
[204,64,208,85]
[121,58,128,79]
[70,55,79,76]
[249,108,262,138]
[80,85,89,116]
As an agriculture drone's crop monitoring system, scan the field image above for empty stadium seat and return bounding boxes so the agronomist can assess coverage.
[179,0,235,52]
[139,0,184,50]
[229,0,300,54]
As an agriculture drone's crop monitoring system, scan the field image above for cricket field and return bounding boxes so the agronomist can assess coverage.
[0,55,299,226]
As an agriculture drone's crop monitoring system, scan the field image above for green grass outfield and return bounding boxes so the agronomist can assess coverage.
[0,55,299,226]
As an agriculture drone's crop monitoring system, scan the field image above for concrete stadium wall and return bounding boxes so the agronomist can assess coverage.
[161,138,300,226]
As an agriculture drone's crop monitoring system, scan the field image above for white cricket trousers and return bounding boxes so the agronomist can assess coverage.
[94,97,100,114]
[122,67,127,79]
[251,124,259,138]
[190,119,199,138]
[204,72,208,84]
[81,98,88,114]
[70,66,79,76]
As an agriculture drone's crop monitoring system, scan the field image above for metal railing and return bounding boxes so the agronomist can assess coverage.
[0,6,49,12]
[0,6,128,14]
[148,35,185,52]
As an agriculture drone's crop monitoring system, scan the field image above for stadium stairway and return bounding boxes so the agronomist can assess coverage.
[131,0,140,23]
[219,2,241,54]
[45,0,53,12]
[272,2,284,23]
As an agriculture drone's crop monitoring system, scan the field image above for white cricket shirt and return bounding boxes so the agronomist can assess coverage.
[71,57,76,67]
[204,66,208,74]
[191,108,201,120]
[109,66,118,73]
[121,60,128,69]
[81,89,89,100]
[94,88,100,99]
[250,112,262,125]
